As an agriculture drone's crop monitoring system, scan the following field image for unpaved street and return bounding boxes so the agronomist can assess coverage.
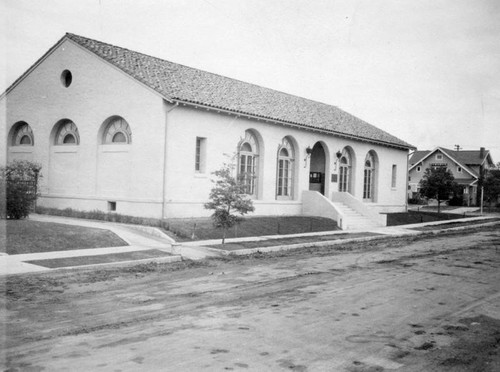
[2,227,500,371]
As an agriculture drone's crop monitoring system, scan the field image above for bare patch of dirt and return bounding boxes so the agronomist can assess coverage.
[400,315,500,371]
[2,225,500,371]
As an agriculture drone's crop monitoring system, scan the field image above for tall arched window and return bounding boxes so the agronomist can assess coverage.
[363,152,376,201]
[102,117,132,144]
[238,131,259,196]
[338,148,352,193]
[11,122,34,146]
[276,137,295,199]
[55,120,80,145]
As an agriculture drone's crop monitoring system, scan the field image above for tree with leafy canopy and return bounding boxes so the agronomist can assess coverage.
[483,168,500,207]
[204,163,255,245]
[419,167,458,213]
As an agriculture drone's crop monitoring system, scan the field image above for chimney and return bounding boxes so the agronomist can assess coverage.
[480,147,485,158]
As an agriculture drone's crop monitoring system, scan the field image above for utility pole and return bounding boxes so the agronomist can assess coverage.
[480,186,484,215]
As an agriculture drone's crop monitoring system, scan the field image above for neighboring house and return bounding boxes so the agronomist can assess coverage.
[1,33,414,229]
[408,147,495,206]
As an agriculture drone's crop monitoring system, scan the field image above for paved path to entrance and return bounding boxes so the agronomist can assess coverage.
[1,214,498,276]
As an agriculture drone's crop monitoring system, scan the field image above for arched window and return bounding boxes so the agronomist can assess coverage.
[55,120,80,145]
[238,131,259,196]
[276,137,295,199]
[338,148,352,193]
[102,117,132,144]
[11,122,34,146]
[363,152,376,201]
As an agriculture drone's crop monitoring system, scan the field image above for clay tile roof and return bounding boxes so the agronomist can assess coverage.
[65,33,413,149]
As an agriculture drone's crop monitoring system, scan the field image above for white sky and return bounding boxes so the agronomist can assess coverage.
[1,0,499,162]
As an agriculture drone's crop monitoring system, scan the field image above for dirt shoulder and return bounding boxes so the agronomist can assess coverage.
[2,226,500,371]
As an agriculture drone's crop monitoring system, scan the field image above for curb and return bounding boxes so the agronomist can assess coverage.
[204,220,500,256]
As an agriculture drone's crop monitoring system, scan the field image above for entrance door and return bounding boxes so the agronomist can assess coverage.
[309,142,326,195]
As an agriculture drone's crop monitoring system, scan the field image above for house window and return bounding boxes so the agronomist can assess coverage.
[391,165,397,188]
[11,122,34,146]
[108,201,116,212]
[417,166,421,172]
[363,152,376,201]
[195,137,207,173]
[102,117,132,144]
[55,120,80,145]
[238,131,259,196]
[276,137,295,199]
[338,147,354,193]
[61,70,72,87]
[430,163,447,169]
[436,154,443,160]
[457,166,462,173]
[339,157,349,192]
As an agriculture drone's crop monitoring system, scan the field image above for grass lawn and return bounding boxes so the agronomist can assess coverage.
[209,232,381,251]
[167,216,338,241]
[386,211,467,226]
[25,249,172,268]
[3,220,128,255]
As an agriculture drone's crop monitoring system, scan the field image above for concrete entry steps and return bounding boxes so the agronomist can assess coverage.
[332,202,380,230]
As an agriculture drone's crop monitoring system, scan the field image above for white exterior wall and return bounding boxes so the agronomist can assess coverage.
[163,105,408,218]
[3,39,409,219]
[0,97,6,167]
[3,40,166,217]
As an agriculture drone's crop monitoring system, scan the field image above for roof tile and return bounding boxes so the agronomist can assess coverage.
[66,33,413,149]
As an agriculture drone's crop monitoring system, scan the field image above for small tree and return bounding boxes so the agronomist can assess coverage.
[483,169,500,208]
[419,167,457,213]
[204,163,255,245]
[1,160,42,219]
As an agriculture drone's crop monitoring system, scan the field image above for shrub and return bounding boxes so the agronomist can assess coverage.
[408,197,427,205]
[1,161,42,219]
[448,195,464,206]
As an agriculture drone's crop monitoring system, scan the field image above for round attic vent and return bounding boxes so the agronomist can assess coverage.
[61,70,72,87]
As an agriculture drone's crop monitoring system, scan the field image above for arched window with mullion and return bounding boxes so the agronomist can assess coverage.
[339,155,350,192]
[55,120,80,145]
[102,117,132,144]
[363,151,377,202]
[363,154,374,200]
[11,122,34,146]
[237,131,259,196]
[276,137,295,200]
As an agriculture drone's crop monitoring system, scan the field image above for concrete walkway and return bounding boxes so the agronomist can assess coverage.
[1,214,499,276]
[407,206,480,215]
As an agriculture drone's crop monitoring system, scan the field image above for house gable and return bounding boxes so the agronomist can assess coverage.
[4,36,168,207]
[410,147,476,177]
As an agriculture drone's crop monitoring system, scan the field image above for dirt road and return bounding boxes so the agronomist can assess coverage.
[2,226,500,371]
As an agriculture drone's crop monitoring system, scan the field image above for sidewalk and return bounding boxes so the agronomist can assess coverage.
[1,214,499,276]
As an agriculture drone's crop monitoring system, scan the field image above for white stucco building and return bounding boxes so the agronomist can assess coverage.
[1,33,414,229]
